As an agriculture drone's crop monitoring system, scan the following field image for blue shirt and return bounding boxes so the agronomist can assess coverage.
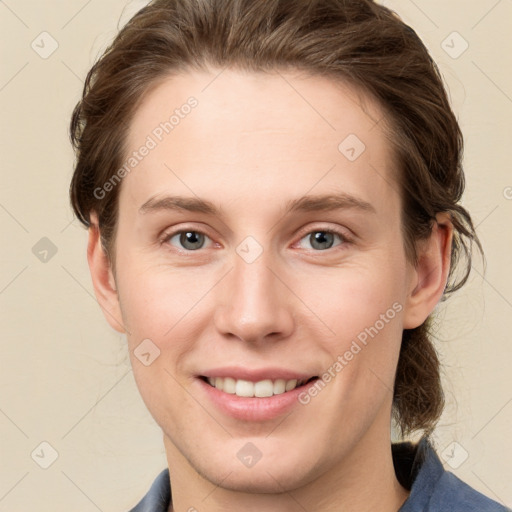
[129,437,509,511]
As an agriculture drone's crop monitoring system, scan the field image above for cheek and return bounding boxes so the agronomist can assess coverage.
[300,264,405,345]
[117,262,208,345]
[119,271,202,419]
[298,259,406,400]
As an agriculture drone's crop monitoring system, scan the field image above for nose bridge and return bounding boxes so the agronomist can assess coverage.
[214,241,294,343]
[233,249,277,311]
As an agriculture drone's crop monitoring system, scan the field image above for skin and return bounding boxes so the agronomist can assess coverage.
[87,68,453,512]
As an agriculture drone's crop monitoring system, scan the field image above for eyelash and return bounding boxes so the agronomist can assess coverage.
[159,225,354,254]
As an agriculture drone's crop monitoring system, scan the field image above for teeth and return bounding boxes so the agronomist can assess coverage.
[273,379,286,394]
[285,379,297,392]
[205,377,307,397]
[236,379,254,397]
[254,379,273,397]
[223,377,236,394]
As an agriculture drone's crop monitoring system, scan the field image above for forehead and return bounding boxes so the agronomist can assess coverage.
[120,67,399,221]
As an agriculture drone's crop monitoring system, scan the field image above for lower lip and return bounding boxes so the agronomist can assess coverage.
[197,377,319,421]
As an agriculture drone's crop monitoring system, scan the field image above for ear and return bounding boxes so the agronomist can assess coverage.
[402,212,453,329]
[87,211,126,334]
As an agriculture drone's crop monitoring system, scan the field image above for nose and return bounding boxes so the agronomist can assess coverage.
[213,248,295,345]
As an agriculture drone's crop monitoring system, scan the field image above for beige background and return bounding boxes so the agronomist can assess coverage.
[0,0,511,510]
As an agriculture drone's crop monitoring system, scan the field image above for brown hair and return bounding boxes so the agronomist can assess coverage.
[69,0,484,437]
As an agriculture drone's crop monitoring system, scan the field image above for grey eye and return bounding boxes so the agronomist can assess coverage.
[309,231,336,250]
[298,231,343,251]
[172,231,207,251]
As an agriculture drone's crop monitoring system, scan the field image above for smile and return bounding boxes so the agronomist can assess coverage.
[201,376,318,397]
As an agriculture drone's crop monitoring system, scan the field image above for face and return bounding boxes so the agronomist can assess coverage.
[97,68,426,492]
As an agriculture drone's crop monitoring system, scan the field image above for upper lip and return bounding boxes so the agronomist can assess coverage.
[198,366,318,382]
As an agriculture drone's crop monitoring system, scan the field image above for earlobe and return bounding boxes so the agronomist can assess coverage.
[402,212,453,330]
[87,212,126,334]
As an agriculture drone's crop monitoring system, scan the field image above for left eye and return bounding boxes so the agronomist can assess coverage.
[296,230,346,251]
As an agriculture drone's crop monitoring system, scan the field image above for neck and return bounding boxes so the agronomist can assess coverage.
[164,419,410,512]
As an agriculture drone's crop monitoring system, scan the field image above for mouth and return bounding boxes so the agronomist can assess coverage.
[199,375,319,398]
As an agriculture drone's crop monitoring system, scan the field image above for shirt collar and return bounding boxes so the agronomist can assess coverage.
[394,436,445,511]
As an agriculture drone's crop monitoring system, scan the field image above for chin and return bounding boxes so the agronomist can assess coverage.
[188,444,320,495]
[203,463,309,494]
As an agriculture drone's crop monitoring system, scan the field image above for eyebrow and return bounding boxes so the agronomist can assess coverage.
[138,192,376,216]
[285,193,376,215]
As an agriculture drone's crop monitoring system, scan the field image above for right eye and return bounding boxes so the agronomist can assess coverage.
[161,229,214,252]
